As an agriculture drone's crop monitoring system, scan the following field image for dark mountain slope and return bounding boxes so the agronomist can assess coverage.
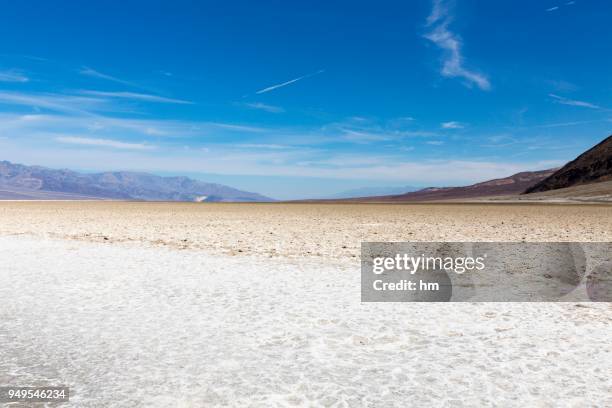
[524,135,612,194]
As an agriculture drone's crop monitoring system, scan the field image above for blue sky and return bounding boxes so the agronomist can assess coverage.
[0,0,611,199]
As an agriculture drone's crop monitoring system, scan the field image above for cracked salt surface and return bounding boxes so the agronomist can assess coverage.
[0,236,610,407]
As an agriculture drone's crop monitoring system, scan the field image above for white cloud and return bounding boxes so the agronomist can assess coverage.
[546,79,579,92]
[536,119,601,128]
[235,144,289,150]
[244,102,284,113]
[548,93,602,109]
[341,129,395,143]
[426,0,449,25]
[546,6,560,12]
[0,112,273,141]
[0,70,29,82]
[0,90,188,118]
[78,90,192,104]
[255,69,324,94]
[210,122,268,133]
[0,91,106,115]
[2,140,562,185]
[400,131,439,137]
[322,117,439,145]
[79,67,138,88]
[55,136,155,150]
[441,121,464,129]
[3,108,562,188]
[424,1,491,91]
[1,116,564,187]
[426,140,444,145]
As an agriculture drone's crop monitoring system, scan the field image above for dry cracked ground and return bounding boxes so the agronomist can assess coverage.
[1,201,611,262]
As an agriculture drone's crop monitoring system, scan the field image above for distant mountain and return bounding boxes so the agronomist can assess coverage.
[352,169,555,202]
[0,160,273,202]
[325,185,418,199]
[524,135,612,194]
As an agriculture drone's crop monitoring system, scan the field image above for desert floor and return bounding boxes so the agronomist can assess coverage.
[2,201,612,260]
[0,202,611,407]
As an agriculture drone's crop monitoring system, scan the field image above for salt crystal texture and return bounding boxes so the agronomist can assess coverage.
[0,236,610,407]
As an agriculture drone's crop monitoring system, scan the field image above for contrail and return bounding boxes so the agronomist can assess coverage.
[255,69,324,94]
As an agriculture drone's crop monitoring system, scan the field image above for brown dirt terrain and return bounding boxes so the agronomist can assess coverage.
[1,201,611,261]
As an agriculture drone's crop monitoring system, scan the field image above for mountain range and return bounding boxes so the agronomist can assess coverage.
[524,134,612,194]
[0,161,273,202]
[350,169,556,202]
[2,135,611,203]
[338,134,612,202]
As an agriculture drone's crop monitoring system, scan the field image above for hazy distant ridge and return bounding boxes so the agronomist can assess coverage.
[348,169,556,202]
[325,185,418,199]
[0,160,273,202]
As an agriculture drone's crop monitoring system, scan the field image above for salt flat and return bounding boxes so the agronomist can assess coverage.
[0,202,611,407]
[0,235,611,407]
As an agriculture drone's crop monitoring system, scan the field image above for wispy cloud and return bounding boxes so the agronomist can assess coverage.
[549,93,602,109]
[441,121,464,129]
[0,89,191,117]
[0,112,267,142]
[323,119,438,147]
[210,122,268,133]
[235,143,289,150]
[480,134,518,148]
[547,1,577,12]
[340,129,395,143]
[0,70,29,82]
[243,102,284,113]
[546,79,579,92]
[535,119,602,128]
[255,69,324,94]
[79,66,138,88]
[2,134,562,188]
[1,109,566,190]
[78,90,192,104]
[426,140,444,145]
[323,117,440,145]
[426,0,450,25]
[0,91,106,115]
[55,136,155,150]
[424,0,490,90]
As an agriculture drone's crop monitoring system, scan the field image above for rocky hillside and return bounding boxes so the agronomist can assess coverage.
[524,135,612,194]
